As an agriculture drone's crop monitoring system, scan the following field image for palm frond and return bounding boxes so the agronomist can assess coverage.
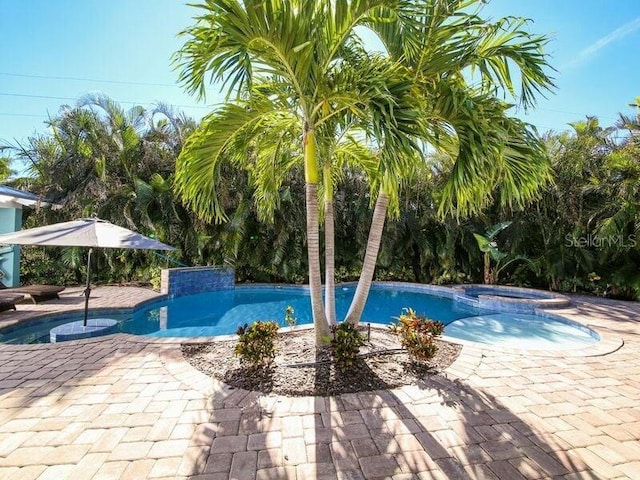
[175,92,298,223]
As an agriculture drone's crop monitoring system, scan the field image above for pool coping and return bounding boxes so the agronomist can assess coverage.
[0,293,165,332]
[0,282,623,357]
[118,321,623,358]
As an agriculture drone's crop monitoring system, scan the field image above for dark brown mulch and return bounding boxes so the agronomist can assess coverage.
[182,327,461,397]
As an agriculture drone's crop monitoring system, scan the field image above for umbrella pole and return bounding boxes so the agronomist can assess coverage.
[83,247,93,327]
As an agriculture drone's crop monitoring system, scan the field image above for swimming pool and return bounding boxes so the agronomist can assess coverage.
[121,285,484,337]
[0,284,600,349]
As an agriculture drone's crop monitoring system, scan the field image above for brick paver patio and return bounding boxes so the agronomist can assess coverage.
[0,286,638,479]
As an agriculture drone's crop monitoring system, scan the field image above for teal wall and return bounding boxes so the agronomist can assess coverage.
[0,207,22,287]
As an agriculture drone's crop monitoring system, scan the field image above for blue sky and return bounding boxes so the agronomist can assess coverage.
[483,0,640,134]
[1,0,639,168]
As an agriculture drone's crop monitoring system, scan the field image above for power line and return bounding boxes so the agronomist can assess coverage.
[0,92,78,102]
[0,91,210,110]
[0,71,179,88]
[0,72,632,122]
[0,92,621,123]
[0,112,47,118]
[0,72,629,122]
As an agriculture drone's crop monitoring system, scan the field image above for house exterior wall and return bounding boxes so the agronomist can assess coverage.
[0,207,22,287]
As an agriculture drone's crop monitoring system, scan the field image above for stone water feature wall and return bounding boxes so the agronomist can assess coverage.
[160,266,234,297]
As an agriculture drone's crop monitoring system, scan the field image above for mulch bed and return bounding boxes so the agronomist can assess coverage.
[182,326,462,396]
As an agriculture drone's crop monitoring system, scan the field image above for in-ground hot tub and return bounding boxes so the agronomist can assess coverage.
[452,284,571,314]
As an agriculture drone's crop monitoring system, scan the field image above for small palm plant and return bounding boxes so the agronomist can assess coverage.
[474,222,535,284]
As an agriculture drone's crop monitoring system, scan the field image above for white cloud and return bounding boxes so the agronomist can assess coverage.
[563,16,640,70]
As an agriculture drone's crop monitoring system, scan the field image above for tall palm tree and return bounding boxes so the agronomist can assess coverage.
[173,0,415,346]
[173,0,555,332]
[316,115,379,324]
[617,97,640,136]
[344,1,556,324]
[594,104,640,245]
[4,95,190,283]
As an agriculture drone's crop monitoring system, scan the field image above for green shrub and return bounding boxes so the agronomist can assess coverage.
[390,308,444,362]
[234,321,280,366]
[19,247,76,285]
[330,322,367,371]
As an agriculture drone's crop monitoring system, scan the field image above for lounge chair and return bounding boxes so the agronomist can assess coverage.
[0,283,65,304]
[0,293,24,312]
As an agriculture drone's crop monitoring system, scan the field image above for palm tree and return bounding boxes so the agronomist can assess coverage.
[317,115,379,324]
[4,95,192,284]
[617,97,640,137]
[0,156,13,181]
[344,1,556,324]
[173,0,416,346]
[593,103,640,249]
[173,0,555,332]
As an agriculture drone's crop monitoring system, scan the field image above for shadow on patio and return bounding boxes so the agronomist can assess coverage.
[184,358,598,479]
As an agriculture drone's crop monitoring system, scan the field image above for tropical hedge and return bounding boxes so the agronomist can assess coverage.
[3,97,639,300]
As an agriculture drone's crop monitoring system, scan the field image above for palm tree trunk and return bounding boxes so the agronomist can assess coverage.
[324,163,336,325]
[484,252,491,284]
[345,188,389,325]
[304,127,330,346]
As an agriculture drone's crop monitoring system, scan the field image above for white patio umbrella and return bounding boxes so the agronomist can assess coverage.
[0,217,175,326]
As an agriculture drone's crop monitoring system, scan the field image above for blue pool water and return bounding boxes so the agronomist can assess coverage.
[122,285,482,337]
[0,284,600,348]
